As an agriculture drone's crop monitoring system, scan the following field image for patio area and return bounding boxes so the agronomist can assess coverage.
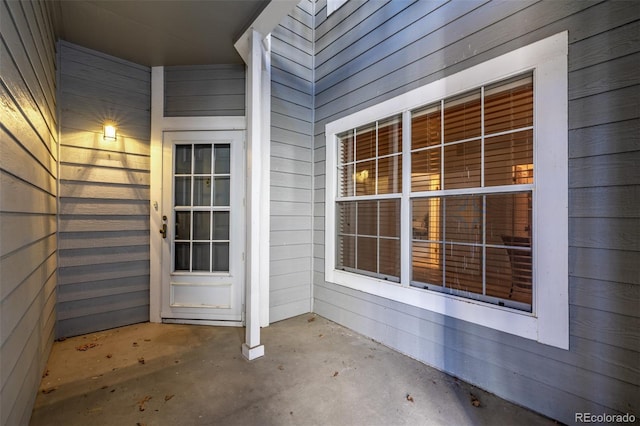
[30,315,555,425]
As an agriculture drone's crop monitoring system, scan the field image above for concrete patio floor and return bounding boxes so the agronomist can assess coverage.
[30,314,556,425]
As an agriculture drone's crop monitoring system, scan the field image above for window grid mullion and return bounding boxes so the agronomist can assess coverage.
[401,110,412,287]
[440,100,446,289]
[481,86,486,296]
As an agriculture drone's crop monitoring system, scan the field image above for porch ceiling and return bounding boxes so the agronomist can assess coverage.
[52,0,269,66]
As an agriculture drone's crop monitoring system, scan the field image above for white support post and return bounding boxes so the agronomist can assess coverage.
[242,29,266,360]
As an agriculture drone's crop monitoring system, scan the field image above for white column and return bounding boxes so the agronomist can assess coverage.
[242,29,266,360]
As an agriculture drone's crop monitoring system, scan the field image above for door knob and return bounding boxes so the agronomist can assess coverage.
[160,223,167,239]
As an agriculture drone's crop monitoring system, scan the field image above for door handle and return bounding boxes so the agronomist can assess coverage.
[160,215,168,239]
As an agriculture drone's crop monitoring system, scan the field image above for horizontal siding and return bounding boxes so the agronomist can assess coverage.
[269,0,314,324]
[164,64,245,116]
[312,0,640,424]
[57,40,151,338]
[0,0,57,424]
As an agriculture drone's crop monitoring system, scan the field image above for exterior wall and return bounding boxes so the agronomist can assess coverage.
[269,0,315,322]
[57,41,151,338]
[0,0,58,424]
[312,0,640,423]
[164,64,245,116]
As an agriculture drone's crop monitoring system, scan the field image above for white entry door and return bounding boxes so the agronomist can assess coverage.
[161,131,244,323]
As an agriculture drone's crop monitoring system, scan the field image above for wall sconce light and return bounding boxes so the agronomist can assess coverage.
[103,124,117,141]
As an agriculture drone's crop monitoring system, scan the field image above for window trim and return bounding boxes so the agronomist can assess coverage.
[325,32,568,349]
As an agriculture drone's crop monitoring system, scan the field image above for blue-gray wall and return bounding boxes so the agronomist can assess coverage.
[0,0,58,423]
[57,41,151,338]
[269,0,315,323]
[164,64,245,117]
[311,1,639,423]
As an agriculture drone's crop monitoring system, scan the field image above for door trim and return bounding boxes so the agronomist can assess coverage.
[150,67,248,325]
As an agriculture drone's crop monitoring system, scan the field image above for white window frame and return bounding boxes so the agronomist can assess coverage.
[325,32,568,349]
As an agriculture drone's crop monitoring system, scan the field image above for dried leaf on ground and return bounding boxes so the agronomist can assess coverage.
[144,339,151,342]
[470,394,481,407]
[333,371,339,377]
[307,316,315,322]
[106,354,113,359]
[42,369,49,378]
[406,394,414,403]
[278,365,284,371]
[76,342,99,351]
[138,357,145,365]
[132,342,139,347]
[41,387,57,394]
[164,395,174,402]
[138,396,152,411]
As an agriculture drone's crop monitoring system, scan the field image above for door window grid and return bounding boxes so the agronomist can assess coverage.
[174,143,231,273]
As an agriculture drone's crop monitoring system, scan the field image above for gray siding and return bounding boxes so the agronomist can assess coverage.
[270,0,315,322]
[57,41,151,338]
[312,0,640,423]
[0,0,58,424]
[164,64,245,116]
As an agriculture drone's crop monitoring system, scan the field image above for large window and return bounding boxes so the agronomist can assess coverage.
[325,32,568,349]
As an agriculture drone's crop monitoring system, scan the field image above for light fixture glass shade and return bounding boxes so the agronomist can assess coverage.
[103,124,117,141]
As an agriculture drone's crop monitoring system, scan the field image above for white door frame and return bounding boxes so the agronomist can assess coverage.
[149,68,259,327]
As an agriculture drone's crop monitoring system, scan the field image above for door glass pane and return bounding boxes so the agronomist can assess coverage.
[212,212,230,240]
[174,177,191,206]
[194,177,212,206]
[194,144,212,174]
[214,145,231,174]
[192,243,210,271]
[175,145,192,174]
[212,243,229,272]
[213,177,230,206]
[193,211,211,240]
[175,243,190,271]
[175,211,191,240]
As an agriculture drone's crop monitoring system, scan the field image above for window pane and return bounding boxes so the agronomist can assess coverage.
[175,211,191,240]
[357,200,377,236]
[214,144,230,174]
[212,243,229,272]
[485,73,533,135]
[194,144,212,174]
[175,145,192,174]
[377,155,402,194]
[485,130,533,187]
[445,196,482,244]
[193,177,211,206]
[412,198,441,241]
[175,242,190,271]
[445,243,482,293]
[379,238,400,278]
[487,245,532,305]
[412,104,441,149]
[337,202,356,235]
[338,131,354,165]
[213,177,230,206]
[355,160,375,196]
[355,125,376,161]
[339,164,355,197]
[337,235,356,270]
[412,241,443,285]
[444,90,481,143]
[212,212,230,240]
[379,199,400,238]
[174,177,191,206]
[411,148,440,192]
[378,115,402,157]
[193,211,211,240]
[443,140,481,189]
[356,236,377,274]
[486,192,532,246]
[192,243,210,271]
